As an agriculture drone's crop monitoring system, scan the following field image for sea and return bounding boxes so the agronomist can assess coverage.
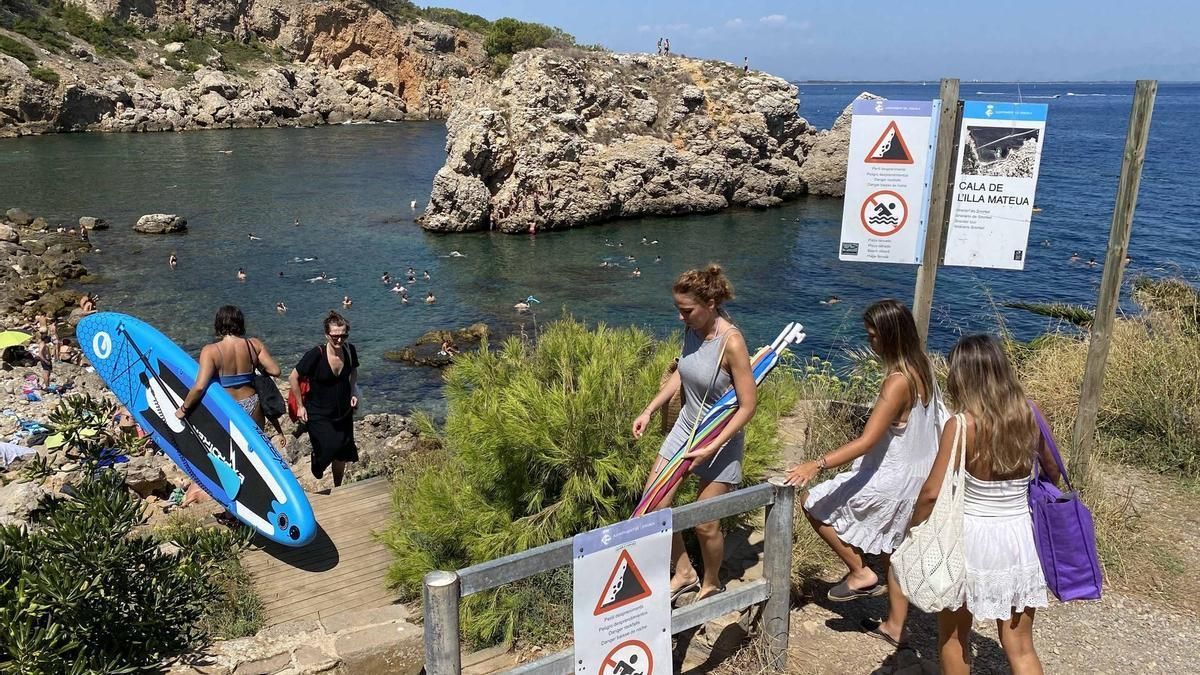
[2,81,1196,414]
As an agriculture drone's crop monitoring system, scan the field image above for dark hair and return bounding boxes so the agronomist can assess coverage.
[863,299,933,404]
[323,311,349,334]
[673,264,735,307]
[214,305,246,337]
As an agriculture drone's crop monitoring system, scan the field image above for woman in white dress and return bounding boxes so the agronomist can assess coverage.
[786,299,944,647]
[910,335,1059,675]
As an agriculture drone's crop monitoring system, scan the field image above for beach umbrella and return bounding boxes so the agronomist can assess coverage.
[632,321,807,518]
[0,331,32,350]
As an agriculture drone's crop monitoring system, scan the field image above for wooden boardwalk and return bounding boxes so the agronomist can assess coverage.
[241,476,398,627]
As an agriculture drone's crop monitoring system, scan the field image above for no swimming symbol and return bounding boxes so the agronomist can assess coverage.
[860,190,908,237]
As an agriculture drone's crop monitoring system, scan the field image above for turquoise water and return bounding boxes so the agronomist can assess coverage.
[2,83,1195,414]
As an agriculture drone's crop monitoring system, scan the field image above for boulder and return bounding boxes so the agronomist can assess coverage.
[159,87,187,113]
[195,68,239,99]
[0,481,48,526]
[383,323,489,367]
[164,42,185,53]
[78,216,108,230]
[116,454,171,497]
[0,223,19,243]
[799,92,880,197]
[198,91,231,121]
[56,84,120,131]
[5,208,32,226]
[133,214,188,234]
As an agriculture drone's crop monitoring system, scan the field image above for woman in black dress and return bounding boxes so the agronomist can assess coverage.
[289,311,359,486]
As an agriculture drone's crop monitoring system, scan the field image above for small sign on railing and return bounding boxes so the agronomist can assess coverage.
[572,510,672,675]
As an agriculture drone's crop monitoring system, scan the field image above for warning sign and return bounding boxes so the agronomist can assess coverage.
[595,549,652,615]
[574,511,671,675]
[840,98,938,264]
[599,640,653,675]
[860,190,908,237]
[865,120,914,164]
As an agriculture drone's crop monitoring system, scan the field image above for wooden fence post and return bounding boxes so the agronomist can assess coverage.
[1070,80,1157,482]
[912,78,961,347]
[763,477,796,671]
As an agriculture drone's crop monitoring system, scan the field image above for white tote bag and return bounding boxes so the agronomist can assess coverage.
[892,413,968,612]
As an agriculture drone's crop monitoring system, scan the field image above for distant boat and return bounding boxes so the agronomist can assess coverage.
[1032,205,1043,213]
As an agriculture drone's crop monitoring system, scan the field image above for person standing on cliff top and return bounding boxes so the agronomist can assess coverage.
[743,57,749,73]
[664,38,670,55]
[657,37,663,55]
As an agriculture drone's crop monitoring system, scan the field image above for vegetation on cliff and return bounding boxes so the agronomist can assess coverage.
[381,317,802,645]
[0,395,259,671]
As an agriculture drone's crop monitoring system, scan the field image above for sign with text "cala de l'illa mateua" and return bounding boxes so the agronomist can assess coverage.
[943,101,1048,270]
[573,510,671,675]
[839,98,939,265]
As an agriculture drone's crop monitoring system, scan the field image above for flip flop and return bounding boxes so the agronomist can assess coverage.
[827,577,887,602]
[696,585,726,601]
[670,580,700,603]
[860,618,909,649]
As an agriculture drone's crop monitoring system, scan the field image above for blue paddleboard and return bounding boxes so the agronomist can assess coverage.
[76,312,316,546]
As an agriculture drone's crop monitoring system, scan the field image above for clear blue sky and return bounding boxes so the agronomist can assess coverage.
[426,0,1198,81]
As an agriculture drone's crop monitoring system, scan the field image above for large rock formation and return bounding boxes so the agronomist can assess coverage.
[421,50,818,233]
[799,92,880,197]
[0,0,489,136]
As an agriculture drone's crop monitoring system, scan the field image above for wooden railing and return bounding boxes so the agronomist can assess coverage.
[423,477,797,673]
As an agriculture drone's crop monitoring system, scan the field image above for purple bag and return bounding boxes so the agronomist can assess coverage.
[1028,403,1103,601]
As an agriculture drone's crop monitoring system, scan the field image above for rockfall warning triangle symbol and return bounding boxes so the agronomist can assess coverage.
[594,549,653,616]
[865,120,914,164]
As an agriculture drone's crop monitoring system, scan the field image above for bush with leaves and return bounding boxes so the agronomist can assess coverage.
[382,317,800,646]
[0,395,252,672]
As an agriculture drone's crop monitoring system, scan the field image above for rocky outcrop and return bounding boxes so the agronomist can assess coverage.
[383,323,489,367]
[134,213,187,233]
[420,50,818,233]
[0,0,489,136]
[799,92,880,197]
[0,208,91,321]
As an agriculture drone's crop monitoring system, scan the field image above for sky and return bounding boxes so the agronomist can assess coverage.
[425,0,1198,81]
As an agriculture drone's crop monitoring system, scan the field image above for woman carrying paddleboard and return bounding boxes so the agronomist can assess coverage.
[632,264,757,603]
[176,305,281,428]
[290,311,359,487]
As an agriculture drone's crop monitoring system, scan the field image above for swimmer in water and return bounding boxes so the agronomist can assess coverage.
[169,253,178,270]
[248,233,262,241]
[1087,258,1098,267]
[237,268,246,281]
[632,267,641,278]
[381,272,391,284]
[514,301,530,312]
[819,296,841,305]
[294,217,300,227]
[411,200,417,210]
[391,283,405,293]
[343,296,353,308]
[276,302,287,313]
[447,250,466,258]
[400,295,409,305]
[425,292,436,304]
[654,255,662,263]
[626,255,636,262]
[423,270,431,281]
[1070,252,1081,262]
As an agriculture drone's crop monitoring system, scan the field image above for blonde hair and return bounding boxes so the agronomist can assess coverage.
[673,264,734,307]
[863,299,933,406]
[946,334,1038,476]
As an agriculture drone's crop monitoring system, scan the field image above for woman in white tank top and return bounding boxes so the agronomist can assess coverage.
[910,335,1060,675]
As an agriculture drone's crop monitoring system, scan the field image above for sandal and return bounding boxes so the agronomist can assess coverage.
[827,576,887,602]
[670,580,700,603]
[860,618,909,649]
[696,585,726,601]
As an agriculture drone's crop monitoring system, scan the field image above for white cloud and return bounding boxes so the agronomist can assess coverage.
[759,14,787,26]
[724,18,745,29]
[636,24,652,33]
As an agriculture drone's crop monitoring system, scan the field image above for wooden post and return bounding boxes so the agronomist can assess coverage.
[912,78,961,347]
[762,477,796,671]
[423,570,461,675]
[1070,80,1157,482]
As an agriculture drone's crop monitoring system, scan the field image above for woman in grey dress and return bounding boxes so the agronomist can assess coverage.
[632,264,758,602]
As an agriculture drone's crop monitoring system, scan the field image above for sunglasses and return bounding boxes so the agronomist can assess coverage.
[327,332,349,340]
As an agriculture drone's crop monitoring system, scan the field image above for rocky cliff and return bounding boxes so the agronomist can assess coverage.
[420,50,822,233]
[0,0,489,136]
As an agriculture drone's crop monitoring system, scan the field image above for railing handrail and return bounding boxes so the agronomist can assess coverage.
[456,481,778,597]
[423,477,796,674]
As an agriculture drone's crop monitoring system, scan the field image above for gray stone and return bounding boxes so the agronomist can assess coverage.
[291,646,339,674]
[231,651,291,675]
[164,42,185,54]
[134,214,188,234]
[799,91,880,197]
[196,69,239,99]
[5,208,32,226]
[78,216,108,230]
[0,223,19,243]
[117,454,170,496]
[332,622,422,674]
[321,603,409,635]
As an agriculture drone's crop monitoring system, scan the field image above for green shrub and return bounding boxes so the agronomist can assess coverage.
[12,14,70,52]
[420,7,491,33]
[53,2,141,59]
[0,33,39,66]
[28,64,58,84]
[0,395,252,670]
[382,317,800,646]
[484,17,574,60]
